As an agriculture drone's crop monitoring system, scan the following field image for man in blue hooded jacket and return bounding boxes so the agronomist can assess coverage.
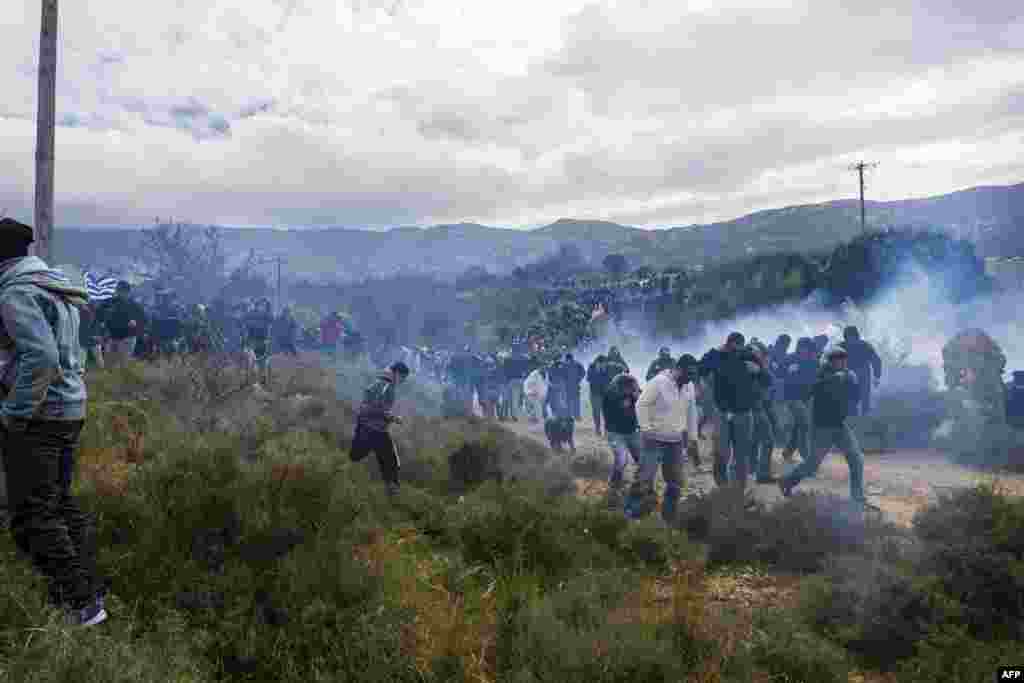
[0,218,105,627]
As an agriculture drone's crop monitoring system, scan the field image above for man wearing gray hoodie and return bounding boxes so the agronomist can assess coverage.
[0,218,104,627]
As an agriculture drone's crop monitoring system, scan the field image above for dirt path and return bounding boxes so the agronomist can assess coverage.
[504,417,1024,527]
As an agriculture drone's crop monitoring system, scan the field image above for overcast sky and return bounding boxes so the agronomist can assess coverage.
[1,0,1022,230]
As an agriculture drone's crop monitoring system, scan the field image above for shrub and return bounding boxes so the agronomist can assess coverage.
[680,488,901,572]
[895,625,1023,683]
[751,611,852,683]
[801,557,962,669]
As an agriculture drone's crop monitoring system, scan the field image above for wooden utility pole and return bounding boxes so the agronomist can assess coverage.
[850,161,878,234]
[34,0,59,262]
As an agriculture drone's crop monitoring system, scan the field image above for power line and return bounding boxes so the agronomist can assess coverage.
[849,161,879,234]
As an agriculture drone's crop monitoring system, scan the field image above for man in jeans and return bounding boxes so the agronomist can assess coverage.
[700,332,767,487]
[0,217,105,626]
[625,357,699,524]
[780,338,818,463]
[350,362,410,496]
[602,372,642,509]
[780,348,870,505]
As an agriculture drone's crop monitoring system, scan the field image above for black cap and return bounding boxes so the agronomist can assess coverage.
[0,218,34,243]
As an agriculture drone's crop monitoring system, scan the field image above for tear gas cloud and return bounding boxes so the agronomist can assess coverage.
[577,265,1024,392]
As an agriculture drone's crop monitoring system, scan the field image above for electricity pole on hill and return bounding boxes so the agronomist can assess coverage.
[34,0,59,263]
[850,161,878,234]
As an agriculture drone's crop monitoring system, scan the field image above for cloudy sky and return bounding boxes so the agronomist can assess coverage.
[1,0,1022,229]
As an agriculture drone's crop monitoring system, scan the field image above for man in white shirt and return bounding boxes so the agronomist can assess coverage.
[624,356,700,524]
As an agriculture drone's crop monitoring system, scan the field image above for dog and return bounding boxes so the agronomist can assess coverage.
[544,416,576,453]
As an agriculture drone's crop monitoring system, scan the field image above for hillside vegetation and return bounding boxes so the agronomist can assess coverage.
[54,182,1024,282]
[0,357,1020,682]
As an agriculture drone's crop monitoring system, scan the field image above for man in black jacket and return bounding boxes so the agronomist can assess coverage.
[97,281,146,365]
[780,348,868,504]
[645,347,675,381]
[700,332,769,487]
[587,355,610,435]
[501,348,531,421]
[602,373,642,509]
[779,338,818,463]
[564,353,586,420]
[840,326,882,415]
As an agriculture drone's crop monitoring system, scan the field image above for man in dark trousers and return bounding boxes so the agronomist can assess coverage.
[839,326,882,416]
[97,281,146,365]
[700,332,769,487]
[602,372,642,509]
[350,362,410,496]
[780,348,871,506]
[0,218,106,626]
[1006,371,1024,429]
[779,338,818,463]
[587,355,610,435]
[646,347,675,381]
[563,352,586,421]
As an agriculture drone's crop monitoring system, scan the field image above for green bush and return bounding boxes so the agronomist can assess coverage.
[895,625,1023,683]
[752,611,852,683]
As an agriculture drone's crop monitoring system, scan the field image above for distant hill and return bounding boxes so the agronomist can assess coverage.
[53,182,1024,282]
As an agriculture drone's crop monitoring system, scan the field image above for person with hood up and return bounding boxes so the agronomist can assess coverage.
[523,365,549,422]
[606,346,630,375]
[645,347,675,381]
[350,362,410,496]
[839,326,882,416]
[501,347,531,422]
[586,355,610,435]
[0,218,106,627]
[563,352,586,421]
[779,337,818,463]
[546,357,569,419]
[625,356,699,524]
[780,348,871,506]
[602,372,642,509]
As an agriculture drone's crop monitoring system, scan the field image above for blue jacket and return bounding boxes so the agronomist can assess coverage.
[0,257,89,421]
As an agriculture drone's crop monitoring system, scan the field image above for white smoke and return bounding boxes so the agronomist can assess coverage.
[577,264,1024,391]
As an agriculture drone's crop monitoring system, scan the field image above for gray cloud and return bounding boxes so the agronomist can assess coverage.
[0,0,1021,229]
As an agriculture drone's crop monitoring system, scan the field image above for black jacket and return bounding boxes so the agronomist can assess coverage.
[701,348,769,413]
[602,375,640,434]
[646,355,675,381]
[840,338,882,380]
[97,296,147,339]
[564,359,586,387]
[812,368,860,428]
[781,353,819,402]
[503,353,531,381]
[587,359,609,393]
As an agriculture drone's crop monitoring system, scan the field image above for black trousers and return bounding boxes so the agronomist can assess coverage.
[3,419,97,608]
[349,425,400,485]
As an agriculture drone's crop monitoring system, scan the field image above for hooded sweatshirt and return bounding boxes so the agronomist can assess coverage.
[636,369,698,443]
[602,374,640,435]
[0,257,89,421]
[356,371,399,433]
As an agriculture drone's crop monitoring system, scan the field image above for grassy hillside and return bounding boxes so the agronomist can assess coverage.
[54,182,1024,282]
[0,356,1020,682]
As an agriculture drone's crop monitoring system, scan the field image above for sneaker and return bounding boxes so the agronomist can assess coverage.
[67,596,108,627]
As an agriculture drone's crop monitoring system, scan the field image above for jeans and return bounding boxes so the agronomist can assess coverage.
[590,388,605,433]
[350,425,401,485]
[607,431,642,479]
[752,408,775,479]
[567,386,582,420]
[782,423,865,502]
[505,380,523,419]
[782,400,812,461]
[3,419,98,608]
[625,437,685,523]
[852,369,874,416]
[713,410,754,486]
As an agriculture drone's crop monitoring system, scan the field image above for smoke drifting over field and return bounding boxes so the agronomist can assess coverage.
[581,268,1024,392]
